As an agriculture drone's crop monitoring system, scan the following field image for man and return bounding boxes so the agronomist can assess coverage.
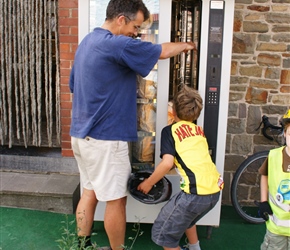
[69,0,196,249]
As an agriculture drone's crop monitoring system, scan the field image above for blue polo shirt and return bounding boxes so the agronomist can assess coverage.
[70,28,162,141]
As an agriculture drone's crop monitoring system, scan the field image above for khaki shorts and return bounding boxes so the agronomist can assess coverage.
[261,229,290,250]
[71,136,131,201]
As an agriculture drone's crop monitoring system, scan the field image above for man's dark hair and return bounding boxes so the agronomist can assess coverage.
[106,0,150,21]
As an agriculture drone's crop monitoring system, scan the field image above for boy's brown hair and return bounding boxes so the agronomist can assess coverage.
[173,85,203,122]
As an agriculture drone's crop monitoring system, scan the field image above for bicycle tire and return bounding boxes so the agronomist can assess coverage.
[231,150,269,224]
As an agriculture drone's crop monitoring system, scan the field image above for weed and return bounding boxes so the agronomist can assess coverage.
[56,215,144,250]
[122,217,145,250]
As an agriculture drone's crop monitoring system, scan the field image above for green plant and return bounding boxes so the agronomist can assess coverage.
[56,215,79,250]
[56,215,98,250]
[56,215,145,250]
[122,217,145,250]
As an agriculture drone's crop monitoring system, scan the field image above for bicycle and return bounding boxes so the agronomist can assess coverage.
[230,115,284,224]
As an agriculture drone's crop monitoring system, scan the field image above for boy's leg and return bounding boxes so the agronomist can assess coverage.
[184,225,201,250]
[185,225,198,244]
[163,247,180,250]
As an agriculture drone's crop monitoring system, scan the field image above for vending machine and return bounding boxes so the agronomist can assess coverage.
[79,0,234,226]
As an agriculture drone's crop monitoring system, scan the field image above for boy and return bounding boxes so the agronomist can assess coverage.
[258,109,290,250]
[138,86,223,250]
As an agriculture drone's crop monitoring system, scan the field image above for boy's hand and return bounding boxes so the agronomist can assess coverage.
[137,179,153,194]
[259,201,273,221]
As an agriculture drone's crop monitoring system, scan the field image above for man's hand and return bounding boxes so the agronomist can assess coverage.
[259,201,273,221]
[183,42,197,53]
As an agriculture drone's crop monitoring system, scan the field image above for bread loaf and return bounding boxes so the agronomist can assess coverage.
[137,103,156,132]
[137,75,157,99]
[132,136,155,162]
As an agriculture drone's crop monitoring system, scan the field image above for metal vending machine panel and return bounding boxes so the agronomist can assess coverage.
[80,0,234,226]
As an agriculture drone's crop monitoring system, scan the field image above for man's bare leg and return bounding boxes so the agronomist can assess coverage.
[104,196,127,250]
[76,188,98,236]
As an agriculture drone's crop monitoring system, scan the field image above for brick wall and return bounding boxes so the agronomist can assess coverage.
[58,0,78,157]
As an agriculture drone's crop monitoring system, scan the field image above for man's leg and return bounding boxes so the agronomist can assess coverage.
[76,188,98,236]
[104,196,127,250]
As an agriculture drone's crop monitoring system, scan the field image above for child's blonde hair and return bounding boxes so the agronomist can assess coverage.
[173,85,203,122]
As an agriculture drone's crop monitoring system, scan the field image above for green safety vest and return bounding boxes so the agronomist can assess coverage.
[267,147,290,236]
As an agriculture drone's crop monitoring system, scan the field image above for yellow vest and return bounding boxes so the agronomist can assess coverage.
[267,147,290,236]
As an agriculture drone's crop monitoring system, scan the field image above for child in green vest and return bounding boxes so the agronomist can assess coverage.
[259,109,290,250]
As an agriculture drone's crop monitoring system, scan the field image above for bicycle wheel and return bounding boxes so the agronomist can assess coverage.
[231,150,269,224]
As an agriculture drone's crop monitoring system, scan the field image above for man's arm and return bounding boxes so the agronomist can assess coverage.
[159,42,196,59]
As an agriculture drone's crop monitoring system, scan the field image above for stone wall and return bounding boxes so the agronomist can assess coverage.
[222,0,290,204]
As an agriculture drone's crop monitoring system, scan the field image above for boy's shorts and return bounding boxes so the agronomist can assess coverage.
[261,229,290,250]
[71,136,131,201]
[152,191,220,248]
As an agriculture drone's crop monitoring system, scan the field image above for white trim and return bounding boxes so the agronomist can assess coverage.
[78,0,90,43]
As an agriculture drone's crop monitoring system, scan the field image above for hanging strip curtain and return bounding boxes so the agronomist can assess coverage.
[0,0,60,148]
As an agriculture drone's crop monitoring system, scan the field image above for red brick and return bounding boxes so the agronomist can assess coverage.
[60,52,75,60]
[58,9,70,17]
[61,109,71,117]
[59,43,70,52]
[60,68,72,77]
[60,77,70,85]
[60,60,71,68]
[62,149,74,157]
[71,9,78,18]
[59,35,78,43]
[61,93,72,101]
[60,84,71,93]
[61,140,72,149]
[59,17,78,26]
[59,26,70,35]
[61,117,72,126]
[62,125,71,133]
[72,44,78,53]
[61,101,72,109]
[62,133,71,142]
[58,0,78,9]
[70,26,78,36]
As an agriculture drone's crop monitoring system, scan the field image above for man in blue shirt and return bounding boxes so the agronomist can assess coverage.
[70,0,196,249]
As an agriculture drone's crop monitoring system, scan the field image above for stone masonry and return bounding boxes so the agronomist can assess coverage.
[223,0,290,204]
